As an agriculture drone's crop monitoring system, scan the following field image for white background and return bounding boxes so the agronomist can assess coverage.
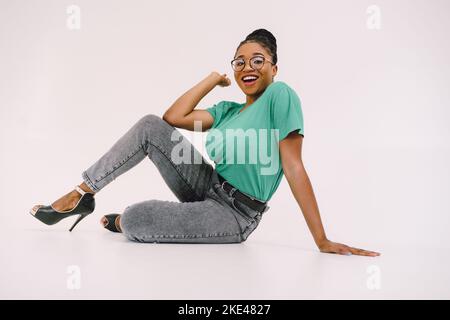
[1,0,449,299]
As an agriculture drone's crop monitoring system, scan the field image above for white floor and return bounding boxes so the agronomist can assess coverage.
[1,223,449,299]
[2,0,450,301]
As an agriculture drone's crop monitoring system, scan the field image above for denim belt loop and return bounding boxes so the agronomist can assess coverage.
[221,180,227,190]
[221,180,237,198]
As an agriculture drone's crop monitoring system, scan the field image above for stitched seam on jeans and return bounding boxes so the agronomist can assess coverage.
[214,189,249,235]
[141,232,241,239]
[82,171,99,192]
[204,190,244,235]
[147,140,202,200]
[231,198,254,224]
[95,145,144,183]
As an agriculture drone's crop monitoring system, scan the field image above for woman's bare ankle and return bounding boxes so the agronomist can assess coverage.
[79,182,95,194]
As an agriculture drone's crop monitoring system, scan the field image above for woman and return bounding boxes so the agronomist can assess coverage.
[29,29,380,257]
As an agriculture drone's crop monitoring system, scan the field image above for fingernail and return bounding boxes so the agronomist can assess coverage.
[346,252,352,256]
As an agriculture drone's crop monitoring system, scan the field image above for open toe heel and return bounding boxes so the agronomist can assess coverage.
[102,214,122,233]
[29,186,96,232]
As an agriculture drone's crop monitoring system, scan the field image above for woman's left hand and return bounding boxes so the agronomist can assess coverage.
[318,239,381,257]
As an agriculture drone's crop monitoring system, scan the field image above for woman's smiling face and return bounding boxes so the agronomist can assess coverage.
[233,42,278,100]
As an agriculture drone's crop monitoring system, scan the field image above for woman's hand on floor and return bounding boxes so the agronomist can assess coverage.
[317,239,381,257]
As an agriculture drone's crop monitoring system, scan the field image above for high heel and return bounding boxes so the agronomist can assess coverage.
[29,185,96,232]
[102,214,122,233]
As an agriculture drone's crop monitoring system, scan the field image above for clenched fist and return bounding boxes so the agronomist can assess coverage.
[211,71,231,87]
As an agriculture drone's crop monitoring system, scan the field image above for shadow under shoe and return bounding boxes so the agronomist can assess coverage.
[29,185,96,232]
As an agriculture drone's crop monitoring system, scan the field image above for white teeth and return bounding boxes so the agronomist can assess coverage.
[243,76,258,81]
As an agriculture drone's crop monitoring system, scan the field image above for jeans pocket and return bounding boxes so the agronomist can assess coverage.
[231,198,254,225]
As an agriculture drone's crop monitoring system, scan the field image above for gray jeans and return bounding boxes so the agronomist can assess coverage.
[81,114,266,243]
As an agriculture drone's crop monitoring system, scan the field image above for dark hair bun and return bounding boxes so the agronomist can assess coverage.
[245,29,277,48]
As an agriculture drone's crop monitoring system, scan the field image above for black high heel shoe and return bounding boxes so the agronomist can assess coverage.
[29,185,96,232]
[102,214,122,233]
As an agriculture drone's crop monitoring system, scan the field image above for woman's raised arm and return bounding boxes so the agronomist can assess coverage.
[163,72,230,131]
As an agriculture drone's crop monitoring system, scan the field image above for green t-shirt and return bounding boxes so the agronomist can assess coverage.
[205,81,304,202]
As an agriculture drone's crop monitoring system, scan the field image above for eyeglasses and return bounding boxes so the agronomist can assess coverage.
[230,55,274,72]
